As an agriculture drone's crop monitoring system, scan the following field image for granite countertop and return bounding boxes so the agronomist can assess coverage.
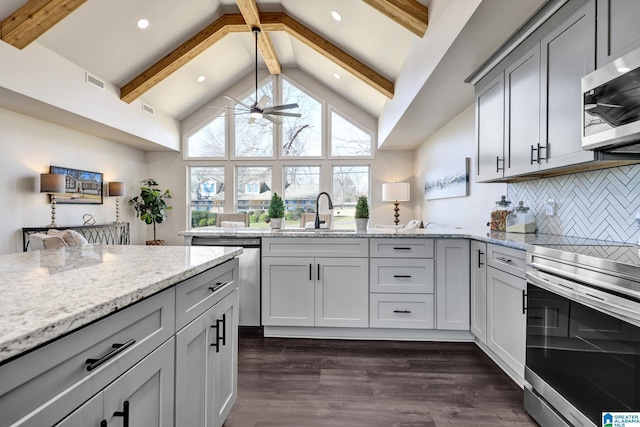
[179,226,612,251]
[0,245,242,364]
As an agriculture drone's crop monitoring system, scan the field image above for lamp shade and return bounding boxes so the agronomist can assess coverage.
[108,182,126,197]
[382,182,410,202]
[40,173,65,194]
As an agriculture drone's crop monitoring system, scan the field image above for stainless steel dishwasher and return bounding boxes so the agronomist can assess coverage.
[191,237,261,327]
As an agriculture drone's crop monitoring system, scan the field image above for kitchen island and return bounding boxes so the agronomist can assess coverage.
[0,244,242,427]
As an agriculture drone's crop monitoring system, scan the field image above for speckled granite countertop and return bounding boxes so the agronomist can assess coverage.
[180,227,610,251]
[0,245,242,364]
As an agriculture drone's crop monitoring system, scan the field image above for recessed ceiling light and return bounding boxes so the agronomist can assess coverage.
[332,72,341,80]
[618,66,630,73]
[136,18,149,29]
[197,75,206,83]
[331,10,342,22]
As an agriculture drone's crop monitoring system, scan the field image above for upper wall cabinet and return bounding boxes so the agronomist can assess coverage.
[596,0,640,67]
[472,0,640,183]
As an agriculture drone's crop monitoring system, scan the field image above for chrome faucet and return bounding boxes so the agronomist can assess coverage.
[315,192,334,229]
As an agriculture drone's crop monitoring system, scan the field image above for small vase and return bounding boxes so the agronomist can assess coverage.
[269,218,283,229]
[355,218,368,232]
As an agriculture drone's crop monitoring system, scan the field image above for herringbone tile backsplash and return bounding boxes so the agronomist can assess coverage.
[507,165,640,243]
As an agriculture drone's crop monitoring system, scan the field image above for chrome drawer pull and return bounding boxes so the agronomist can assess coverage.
[496,256,512,263]
[86,339,136,371]
[393,310,411,314]
[393,275,412,278]
[209,281,229,292]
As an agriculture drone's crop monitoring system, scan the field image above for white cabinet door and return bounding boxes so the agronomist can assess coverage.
[540,1,596,170]
[505,45,541,177]
[175,289,239,427]
[435,239,470,330]
[487,266,526,379]
[315,257,369,328]
[211,289,239,427]
[103,338,175,427]
[470,241,487,343]
[262,257,315,326]
[475,73,505,182]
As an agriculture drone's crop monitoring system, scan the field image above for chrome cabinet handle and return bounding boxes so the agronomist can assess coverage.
[86,339,136,371]
[393,310,411,314]
[209,281,229,292]
[496,256,512,263]
[113,401,130,427]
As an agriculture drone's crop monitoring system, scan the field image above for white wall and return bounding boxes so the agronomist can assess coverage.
[0,108,149,254]
[414,104,506,228]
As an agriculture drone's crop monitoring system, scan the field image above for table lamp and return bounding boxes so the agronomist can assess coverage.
[108,182,126,223]
[382,182,410,225]
[40,173,66,227]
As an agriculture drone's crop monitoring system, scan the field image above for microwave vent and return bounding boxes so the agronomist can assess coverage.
[85,73,105,90]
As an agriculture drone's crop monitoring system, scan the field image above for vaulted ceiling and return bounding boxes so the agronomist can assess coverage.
[0,0,546,150]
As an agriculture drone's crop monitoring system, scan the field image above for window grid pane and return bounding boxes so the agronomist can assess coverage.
[186,115,225,158]
[189,166,225,228]
[331,111,373,157]
[234,80,274,157]
[284,166,320,227]
[236,166,273,227]
[332,165,370,229]
[282,80,322,157]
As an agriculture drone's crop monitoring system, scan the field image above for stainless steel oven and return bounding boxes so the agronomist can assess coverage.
[525,244,640,427]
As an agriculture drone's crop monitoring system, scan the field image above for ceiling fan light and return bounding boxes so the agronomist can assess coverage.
[331,10,342,22]
[250,111,263,120]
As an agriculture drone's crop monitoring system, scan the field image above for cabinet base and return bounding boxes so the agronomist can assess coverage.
[263,326,474,341]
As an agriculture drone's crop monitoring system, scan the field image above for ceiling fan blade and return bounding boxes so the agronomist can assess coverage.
[263,114,282,125]
[223,95,252,110]
[267,111,302,118]
[256,95,270,110]
[263,103,299,112]
[205,105,236,110]
[598,102,623,108]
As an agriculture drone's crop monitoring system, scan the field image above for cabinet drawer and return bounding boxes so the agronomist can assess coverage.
[370,238,434,258]
[370,294,434,329]
[262,238,368,257]
[175,258,239,330]
[0,288,175,427]
[487,244,526,278]
[370,259,434,294]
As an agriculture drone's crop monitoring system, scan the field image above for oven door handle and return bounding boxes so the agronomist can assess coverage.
[527,270,640,327]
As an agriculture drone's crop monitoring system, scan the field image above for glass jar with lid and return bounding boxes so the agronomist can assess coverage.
[490,195,513,231]
[506,201,536,233]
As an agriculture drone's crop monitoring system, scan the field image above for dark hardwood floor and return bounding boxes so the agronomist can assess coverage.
[225,337,538,427]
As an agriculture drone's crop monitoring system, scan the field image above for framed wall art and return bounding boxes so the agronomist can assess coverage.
[423,157,469,201]
[50,165,104,204]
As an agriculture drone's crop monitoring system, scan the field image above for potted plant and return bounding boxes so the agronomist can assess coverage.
[268,193,285,229]
[129,179,172,245]
[355,195,369,232]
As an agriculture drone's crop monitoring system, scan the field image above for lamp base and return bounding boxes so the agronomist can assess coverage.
[393,201,400,225]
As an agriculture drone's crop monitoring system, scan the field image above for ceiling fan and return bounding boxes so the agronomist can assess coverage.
[208,27,301,124]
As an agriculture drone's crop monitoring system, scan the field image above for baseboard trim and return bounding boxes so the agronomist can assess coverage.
[263,326,474,341]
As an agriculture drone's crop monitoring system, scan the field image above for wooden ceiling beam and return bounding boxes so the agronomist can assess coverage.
[1,0,88,49]
[262,13,394,99]
[361,0,428,37]
[120,14,247,104]
[235,0,281,74]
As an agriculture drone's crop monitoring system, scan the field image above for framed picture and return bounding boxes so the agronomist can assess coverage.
[424,157,469,200]
[50,166,104,204]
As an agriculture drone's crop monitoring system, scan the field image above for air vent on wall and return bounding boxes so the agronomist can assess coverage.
[142,102,155,115]
[85,72,105,90]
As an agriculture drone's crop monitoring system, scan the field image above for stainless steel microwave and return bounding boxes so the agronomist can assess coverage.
[582,47,640,153]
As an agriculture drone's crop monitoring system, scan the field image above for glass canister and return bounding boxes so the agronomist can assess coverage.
[490,195,513,232]
[506,201,536,233]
